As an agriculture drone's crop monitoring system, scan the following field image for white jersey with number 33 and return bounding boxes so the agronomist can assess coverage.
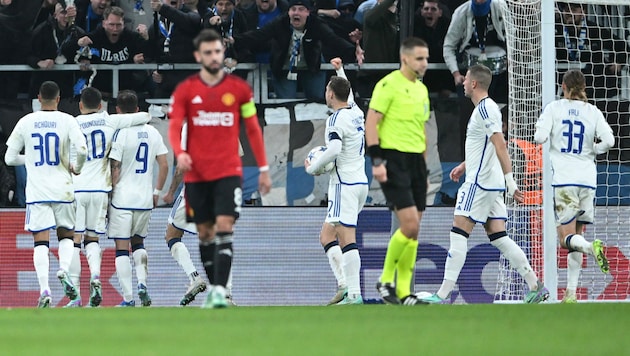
[535,99,614,188]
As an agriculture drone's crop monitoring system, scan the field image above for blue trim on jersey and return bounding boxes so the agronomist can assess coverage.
[560,216,577,225]
[474,183,505,192]
[108,235,148,240]
[487,216,508,221]
[339,221,357,228]
[464,184,476,212]
[334,184,341,217]
[171,222,197,235]
[473,135,489,186]
[112,129,121,142]
[329,111,341,126]
[75,189,111,193]
[26,200,75,204]
[110,203,152,211]
[28,225,57,233]
[479,98,490,119]
[552,183,596,189]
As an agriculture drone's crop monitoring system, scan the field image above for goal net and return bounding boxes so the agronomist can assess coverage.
[496,0,630,302]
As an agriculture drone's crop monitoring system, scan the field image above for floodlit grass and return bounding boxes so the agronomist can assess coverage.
[1,304,628,355]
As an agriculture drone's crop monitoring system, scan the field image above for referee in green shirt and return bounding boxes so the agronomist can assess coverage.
[366,37,431,306]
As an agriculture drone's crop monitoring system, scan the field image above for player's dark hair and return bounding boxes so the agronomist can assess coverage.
[562,69,588,102]
[116,90,138,113]
[39,81,60,101]
[328,76,351,102]
[400,36,428,55]
[467,64,492,91]
[80,87,102,110]
[193,29,223,50]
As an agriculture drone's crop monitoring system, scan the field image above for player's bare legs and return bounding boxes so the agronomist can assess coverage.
[320,223,346,304]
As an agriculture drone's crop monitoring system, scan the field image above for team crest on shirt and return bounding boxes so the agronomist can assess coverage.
[222,93,236,106]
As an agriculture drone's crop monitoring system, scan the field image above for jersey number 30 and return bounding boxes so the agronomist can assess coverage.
[32,132,59,166]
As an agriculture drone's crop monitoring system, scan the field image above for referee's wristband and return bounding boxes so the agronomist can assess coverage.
[367,145,383,159]
[153,188,161,196]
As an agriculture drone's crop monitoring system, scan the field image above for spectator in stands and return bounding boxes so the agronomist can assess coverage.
[414,0,453,97]
[64,6,149,99]
[243,0,288,63]
[33,0,59,29]
[233,0,364,99]
[356,0,399,99]
[148,0,202,98]
[353,0,376,25]
[27,2,84,99]
[316,0,362,52]
[74,0,113,32]
[555,2,629,99]
[443,0,507,157]
[204,0,251,68]
[0,0,42,100]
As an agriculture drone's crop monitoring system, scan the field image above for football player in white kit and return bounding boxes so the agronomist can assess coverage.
[534,69,614,303]
[420,65,549,304]
[67,87,151,307]
[4,81,87,308]
[305,58,368,305]
[108,90,169,307]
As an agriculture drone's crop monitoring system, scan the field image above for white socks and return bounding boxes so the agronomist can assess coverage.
[170,241,197,281]
[133,249,148,286]
[33,245,50,294]
[325,244,346,288]
[57,238,74,272]
[68,246,81,296]
[565,234,592,255]
[115,255,133,302]
[438,231,468,299]
[85,242,102,279]
[567,251,583,295]
[342,248,361,298]
[492,236,538,291]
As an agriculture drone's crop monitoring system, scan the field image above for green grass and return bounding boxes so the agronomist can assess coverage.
[1,304,628,355]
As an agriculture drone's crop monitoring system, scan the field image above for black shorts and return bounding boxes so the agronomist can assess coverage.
[380,149,427,212]
[184,176,242,224]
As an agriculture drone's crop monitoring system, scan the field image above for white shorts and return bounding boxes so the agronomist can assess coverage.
[25,202,76,232]
[75,192,108,237]
[168,192,197,234]
[325,183,368,227]
[107,206,151,239]
[553,186,595,226]
[454,182,507,224]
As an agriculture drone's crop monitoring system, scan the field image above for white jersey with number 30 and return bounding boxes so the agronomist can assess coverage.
[6,111,86,203]
[535,99,614,188]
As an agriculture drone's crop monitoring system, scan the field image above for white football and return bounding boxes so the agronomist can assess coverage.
[306,146,334,175]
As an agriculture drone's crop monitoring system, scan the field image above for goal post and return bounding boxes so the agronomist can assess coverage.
[497,0,630,303]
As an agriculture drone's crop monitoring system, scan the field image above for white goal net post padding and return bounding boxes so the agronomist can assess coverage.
[496,0,630,303]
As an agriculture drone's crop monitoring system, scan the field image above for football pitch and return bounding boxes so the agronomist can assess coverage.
[1,303,627,355]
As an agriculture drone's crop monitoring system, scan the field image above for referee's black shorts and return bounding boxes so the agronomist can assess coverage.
[185,176,242,224]
[379,149,427,212]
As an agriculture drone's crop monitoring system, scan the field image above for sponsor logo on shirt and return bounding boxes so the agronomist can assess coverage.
[192,95,203,104]
[192,111,234,126]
